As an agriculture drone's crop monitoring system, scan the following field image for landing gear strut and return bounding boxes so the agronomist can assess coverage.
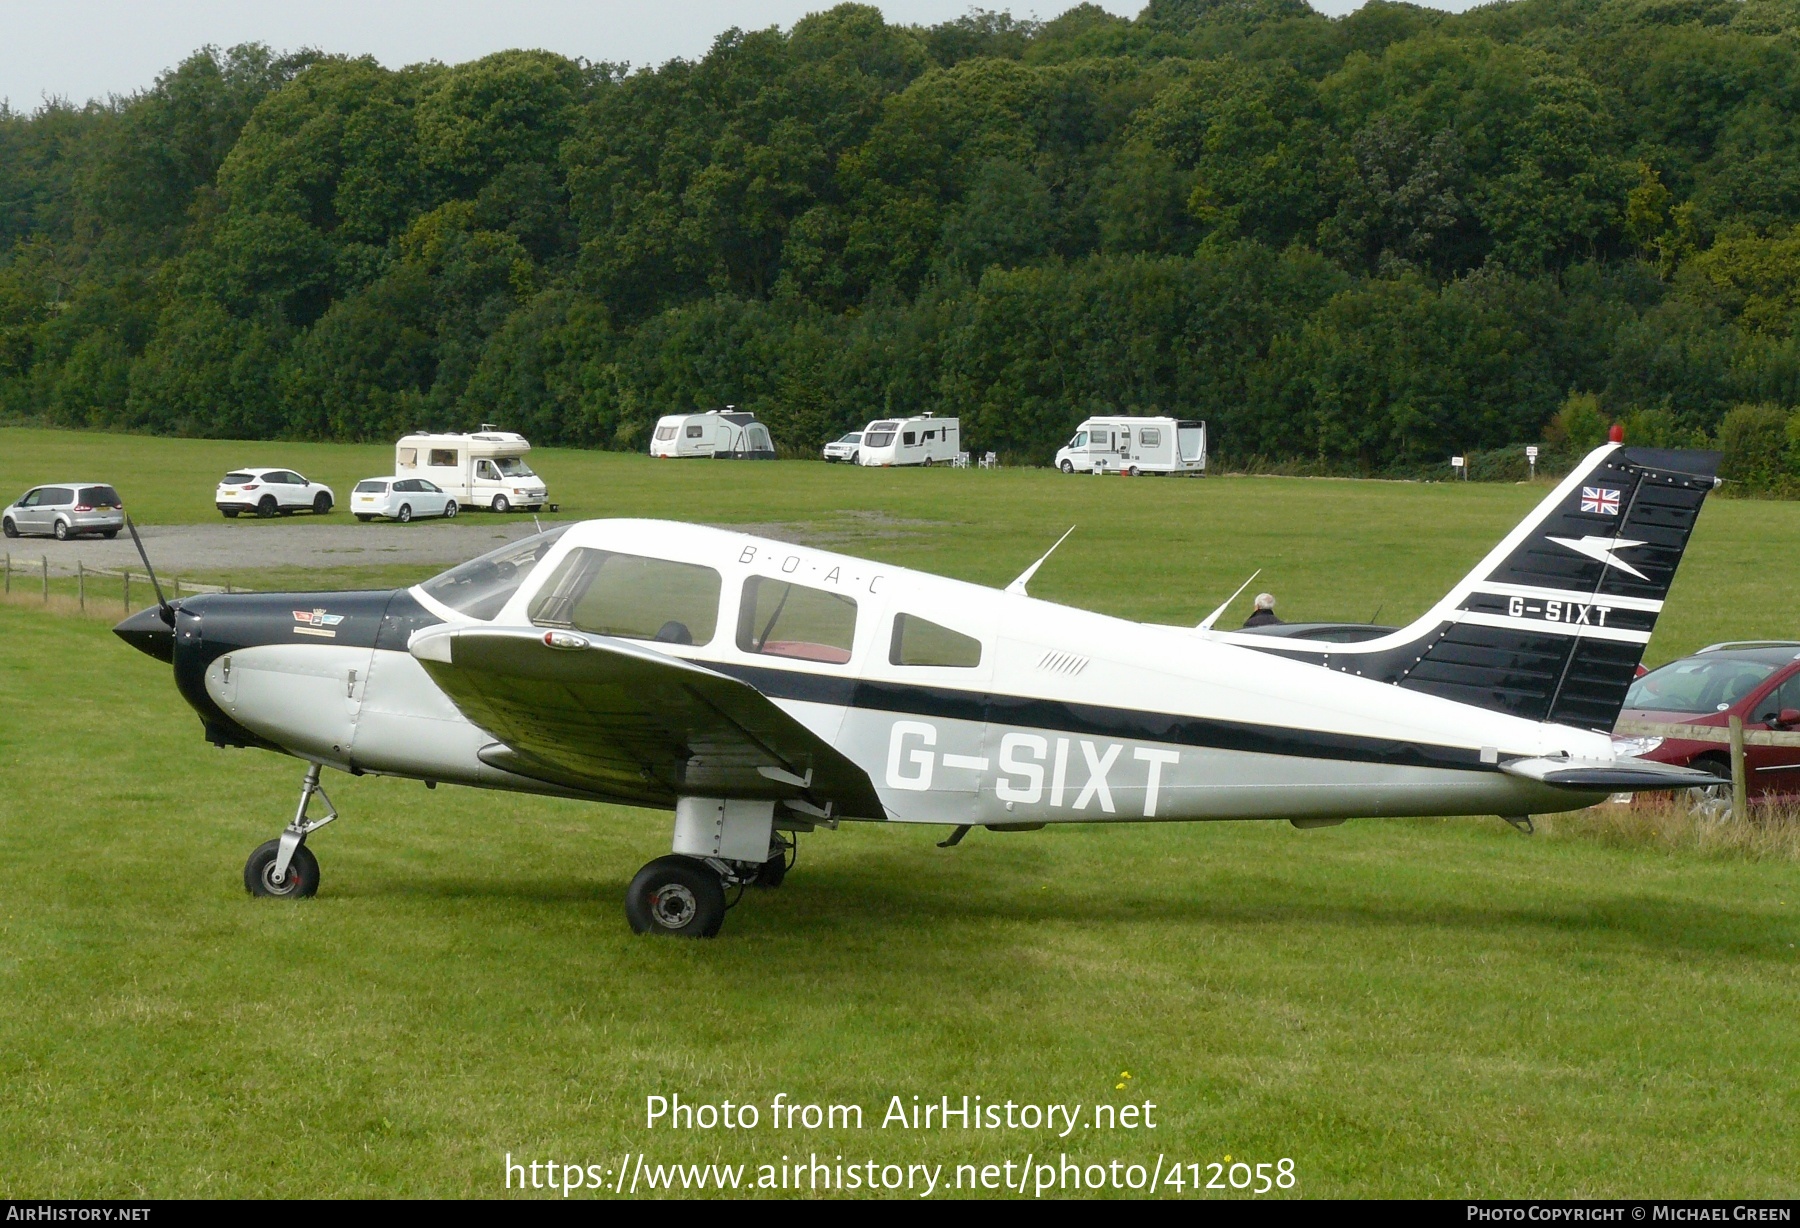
[625,808,799,937]
[245,763,338,899]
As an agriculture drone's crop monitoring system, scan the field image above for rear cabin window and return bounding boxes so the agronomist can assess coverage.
[738,576,857,664]
[428,449,459,467]
[529,549,721,646]
[79,486,121,507]
[890,614,982,668]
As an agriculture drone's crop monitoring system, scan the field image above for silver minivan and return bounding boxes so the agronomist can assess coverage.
[2,483,126,540]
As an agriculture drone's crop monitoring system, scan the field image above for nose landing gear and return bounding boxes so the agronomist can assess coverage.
[246,763,338,899]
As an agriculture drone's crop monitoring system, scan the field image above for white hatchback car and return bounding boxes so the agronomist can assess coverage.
[352,476,458,523]
[215,468,335,518]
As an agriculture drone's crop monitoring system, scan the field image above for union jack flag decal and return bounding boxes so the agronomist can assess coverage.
[1580,487,1621,515]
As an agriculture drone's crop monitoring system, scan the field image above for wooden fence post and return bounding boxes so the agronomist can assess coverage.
[41,556,48,602]
[77,561,84,611]
[3,551,9,594]
[1728,714,1748,820]
[172,577,180,599]
[123,571,130,612]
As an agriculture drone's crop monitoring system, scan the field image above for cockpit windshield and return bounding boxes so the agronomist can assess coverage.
[494,456,536,477]
[417,526,568,620]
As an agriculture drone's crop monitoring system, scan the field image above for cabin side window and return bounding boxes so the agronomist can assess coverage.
[397,448,418,467]
[686,424,704,439]
[889,613,982,668]
[1139,427,1161,447]
[737,576,857,664]
[528,548,722,646]
[428,448,459,467]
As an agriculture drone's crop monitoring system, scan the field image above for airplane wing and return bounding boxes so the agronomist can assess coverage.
[409,625,885,819]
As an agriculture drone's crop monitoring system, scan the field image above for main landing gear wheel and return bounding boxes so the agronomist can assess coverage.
[245,839,320,898]
[626,855,726,937]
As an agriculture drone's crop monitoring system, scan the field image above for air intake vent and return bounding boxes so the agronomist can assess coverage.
[1037,650,1089,676]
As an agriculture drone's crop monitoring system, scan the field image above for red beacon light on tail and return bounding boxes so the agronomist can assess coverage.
[1609,423,1625,443]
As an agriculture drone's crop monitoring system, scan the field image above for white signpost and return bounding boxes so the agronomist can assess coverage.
[1526,445,1539,480]
[1451,455,1466,481]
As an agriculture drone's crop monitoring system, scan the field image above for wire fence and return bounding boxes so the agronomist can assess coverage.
[1,550,234,616]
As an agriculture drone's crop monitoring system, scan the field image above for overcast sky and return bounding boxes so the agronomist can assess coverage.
[0,1,1489,110]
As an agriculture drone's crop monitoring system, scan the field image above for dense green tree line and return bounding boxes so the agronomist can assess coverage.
[7,0,1800,471]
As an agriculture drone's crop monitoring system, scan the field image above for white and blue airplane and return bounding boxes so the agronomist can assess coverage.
[117,442,1722,936]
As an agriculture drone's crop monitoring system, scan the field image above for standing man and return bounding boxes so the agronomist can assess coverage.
[1243,593,1282,628]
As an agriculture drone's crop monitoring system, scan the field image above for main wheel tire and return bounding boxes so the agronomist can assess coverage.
[221,510,239,519]
[1060,460,1074,474]
[244,839,320,899]
[492,494,511,514]
[53,519,70,541]
[397,504,412,523]
[1,517,16,538]
[443,500,458,519]
[625,855,726,937]
[355,514,373,523]
[754,850,789,889]
[257,496,277,519]
[313,492,332,515]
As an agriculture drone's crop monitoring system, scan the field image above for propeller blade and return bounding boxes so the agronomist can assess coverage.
[1196,568,1261,631]
[125,516,172,620]
[1005,526,1075,596]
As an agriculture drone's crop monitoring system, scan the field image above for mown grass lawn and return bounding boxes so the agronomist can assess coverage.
[1,426,1798,1197]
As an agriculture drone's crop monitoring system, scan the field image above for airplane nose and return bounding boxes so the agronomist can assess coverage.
[114,605,175,663]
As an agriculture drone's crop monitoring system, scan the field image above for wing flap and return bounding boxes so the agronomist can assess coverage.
[411,625,885,818]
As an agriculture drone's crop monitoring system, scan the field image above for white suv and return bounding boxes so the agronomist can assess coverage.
[215,469,335,519]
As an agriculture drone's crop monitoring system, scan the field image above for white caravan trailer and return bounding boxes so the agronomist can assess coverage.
[394,428,551,512]
[856,414,961,467]
[649,408,776,459]
[1054,416,1206,476]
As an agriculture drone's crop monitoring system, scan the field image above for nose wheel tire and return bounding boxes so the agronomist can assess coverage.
[313,492,332,515]
[492,495,511,514]
[625,855,726,937]
[244,839,320,899]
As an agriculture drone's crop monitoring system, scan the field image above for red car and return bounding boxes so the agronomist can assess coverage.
[1615,642,1800,801]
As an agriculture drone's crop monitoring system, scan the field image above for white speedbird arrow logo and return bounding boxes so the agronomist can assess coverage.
[1547,535,1649,580]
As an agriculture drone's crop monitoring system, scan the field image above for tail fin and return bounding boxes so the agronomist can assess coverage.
[1235,444,1721,731]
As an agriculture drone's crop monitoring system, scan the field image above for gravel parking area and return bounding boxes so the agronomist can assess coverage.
[3,520,547,579]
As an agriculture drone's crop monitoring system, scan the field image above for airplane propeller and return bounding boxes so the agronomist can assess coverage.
[1196,568,1261,631]
[125,515,174,624]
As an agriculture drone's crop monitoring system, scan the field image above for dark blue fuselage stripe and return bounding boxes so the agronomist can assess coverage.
[710,662,1492,773]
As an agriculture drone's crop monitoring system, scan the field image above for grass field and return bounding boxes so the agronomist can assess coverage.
[2,427,1799,1198]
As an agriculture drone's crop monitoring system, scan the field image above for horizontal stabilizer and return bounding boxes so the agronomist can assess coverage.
[1499,756,1721,790]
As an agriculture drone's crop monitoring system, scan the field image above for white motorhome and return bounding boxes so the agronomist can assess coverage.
[1055,416,1206,476]
[395,428,551,512]
[856,414,960,467]
[649,408,776,459]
